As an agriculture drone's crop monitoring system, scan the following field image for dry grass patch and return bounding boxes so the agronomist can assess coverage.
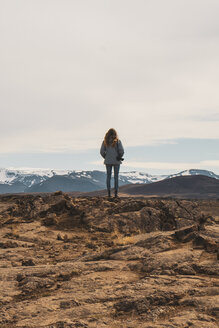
[112,227,139,246]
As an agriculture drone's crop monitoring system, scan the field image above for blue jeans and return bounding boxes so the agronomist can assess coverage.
[106,164,120,192]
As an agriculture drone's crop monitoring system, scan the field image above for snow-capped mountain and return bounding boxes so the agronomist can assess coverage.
[0,168,218,194]
[118,171,166,184]
[167,169,219,180]
[0,168,73,186]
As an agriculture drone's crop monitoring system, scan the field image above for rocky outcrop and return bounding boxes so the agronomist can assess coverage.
[0,194,218,327]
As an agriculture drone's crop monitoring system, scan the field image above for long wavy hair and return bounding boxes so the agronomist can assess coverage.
[104,128,118,147]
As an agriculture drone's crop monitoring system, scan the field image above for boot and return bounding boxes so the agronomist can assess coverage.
[114,190,118,198]
[108,190,111,198]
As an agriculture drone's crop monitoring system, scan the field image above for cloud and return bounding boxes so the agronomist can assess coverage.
[191,113,219,122]
[91,160,219,171]
[201,160,219,167]
[122,160,219,171]
[0,0,219,153]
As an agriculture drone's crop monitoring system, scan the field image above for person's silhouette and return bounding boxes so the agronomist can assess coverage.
[100,128,124,197]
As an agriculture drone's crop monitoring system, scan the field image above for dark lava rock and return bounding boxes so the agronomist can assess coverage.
[22,259,35,266]
[114,298,149,315]
[0,241,18,248]
[174,225,198,242]
[42,215,57,226]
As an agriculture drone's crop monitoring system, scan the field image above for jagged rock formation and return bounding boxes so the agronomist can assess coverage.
[0,193,218,327]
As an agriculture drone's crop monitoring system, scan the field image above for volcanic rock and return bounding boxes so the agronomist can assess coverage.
[0,194,218,327]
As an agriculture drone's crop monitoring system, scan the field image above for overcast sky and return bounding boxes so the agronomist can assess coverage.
[1,0,219,173]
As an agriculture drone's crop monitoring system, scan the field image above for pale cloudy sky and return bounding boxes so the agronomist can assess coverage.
[0,0,219,173]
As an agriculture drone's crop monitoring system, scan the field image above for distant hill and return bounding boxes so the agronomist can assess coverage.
[28,175,102,193]
[119,175,219,199]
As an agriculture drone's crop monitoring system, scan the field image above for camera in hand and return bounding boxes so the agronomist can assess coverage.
[116,156,124,161]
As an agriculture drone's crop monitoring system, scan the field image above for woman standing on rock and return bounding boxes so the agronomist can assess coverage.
[100,128,124,198]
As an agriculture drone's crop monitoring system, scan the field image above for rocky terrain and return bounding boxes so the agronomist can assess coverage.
[0,193,218,328]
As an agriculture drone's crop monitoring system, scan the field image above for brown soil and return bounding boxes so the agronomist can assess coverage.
[0,193,218,328]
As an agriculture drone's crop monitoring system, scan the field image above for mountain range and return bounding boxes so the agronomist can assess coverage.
[0,168,219,194]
